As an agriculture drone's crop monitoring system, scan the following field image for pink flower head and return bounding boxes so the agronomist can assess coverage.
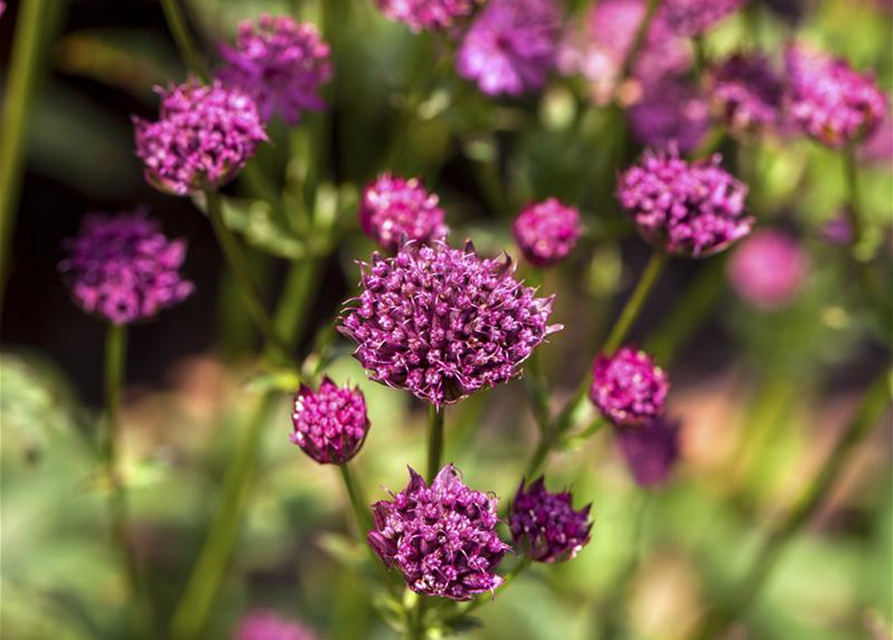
[375,0,478,32]
[589,347,668,426]
[627,77,711,154]
[290,377,370,465]
[235,610,317,640]
[509,476,592,563]
[359,173,449,252]
[710,53,785,133]
[616,416,681,487]
[513,198,582,268]
[727,229,809,310]
[660,0,746,36]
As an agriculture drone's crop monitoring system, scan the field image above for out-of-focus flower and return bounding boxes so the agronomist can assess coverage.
[60,211,193,325]
[710,53,785,133]
[290,377,369,465]
[235,609,318,640]
[339,241,562,406]
[860,112,893,164]
[375,0,477,32]
[133,80,267,196]
[786,43,887,149]
[217,15,332,125]
[660,0,746,36]
[820,213,854,246]
[590,347,668,426]
[359,173,448,252]
[0,2,5,19]
[512,198,582,267]
[617,148,751,258]
[615,416,681,487]
[368,465,511,600]
[727,229,809,310]
[628,77,711,154]
[456,0,560,96]
[509,476,592,563]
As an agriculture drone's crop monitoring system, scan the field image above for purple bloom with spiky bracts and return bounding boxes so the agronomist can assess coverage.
[368,465,511,600]
[375,0,478,32]
[217,15,332,125]
[235,609,318,640]
[359,173,449,252]
[133,80,267,196]
[727,229,809,310]
[339,240,562,406]
[509,476,592,563]
[786,43,887,149]
[616,416,681,487]
[617,148,751,258]
[590,347,668,427]
[290,377,369,465]
[711,53,785,133]
[513,198,582,268]
[660,0,746,36]
[59,211,194,325]
[456,0,561,97]
[627,77,711,154]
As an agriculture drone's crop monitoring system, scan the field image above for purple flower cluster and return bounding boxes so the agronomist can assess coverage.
[710,53,785,133]
[359,173,449,252]
[615,416,681,487]
[589,347,668,427]
[217,15,332,125]
[512,198,582,268]
[368,465,511,600]
[133,80,267,196]
[786,43,887,148]
[509,477,592,563]
[235,610,318,640]
[617,149,751,258]
[60,212,193,325]
[661,0,746,36]
[290,377,370,465]
[727,229,809,310]
[375,0,477,32]
[339,241,561,406]
[456,0,560,96]
[628,78,710,154]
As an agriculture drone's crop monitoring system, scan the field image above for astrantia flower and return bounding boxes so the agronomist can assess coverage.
[133,80,267,196]
[589,347,668,426]
[617,149,751,258]
[359,173,448,252]
[339,240,562,406]
[456,0,560,97]
[786,44,887,149]
[627,77,711,154]
[660,0,746,36]
[368,465,511,600]
[615,416,681,487]
[727,229,809,310]
[290,377,369,465]
[59,211,194,325]
[710,53,785,133]
[236,610,318,640]
[375,0,477,32]
[509,476,592,563]
[513,199,582,267]
[217,15,332,125]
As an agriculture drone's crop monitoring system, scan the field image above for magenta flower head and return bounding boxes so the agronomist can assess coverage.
[217,15,332,125]
[710,53,785,133]
[339,240,562,407]
[133,80,267,196]
[289,377,369,465]
[368,464,511,600]
[615,416,681,487]
[660,0,746,36]
[509,477,592,564]
[456,0,560,97]
[727,229,809,311]
[359,173,449,252]
[375,0,478,32]
[627,78,711,154]
[617,148,751,258]
[235,609,318,640]
[786,44,887,149]
[589,347,668,427]
[512,199,582,268]
[60,211,193,325]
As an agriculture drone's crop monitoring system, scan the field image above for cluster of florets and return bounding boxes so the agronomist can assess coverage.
[339,241,561,406]
[727,229,809,310]
[368,465,511,600]
[509,477,592,563]
[617,149,751,258]
[615,416,681,487]
[235,610,318,640]
[290,377,370,465]
[456,0,560,96]
[133,80,267,196]
[589,347,668,426]
[60,212,193,325]
[359,174,448,252]
[627,78,710,154]
[375,0,478,32]
[660,0,746,36]
[785,43,887,148]
[512,199,582,268]
[217,15,332,125]
[710,53,785,133]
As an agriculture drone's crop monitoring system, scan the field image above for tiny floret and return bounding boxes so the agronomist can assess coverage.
[375,0,477,32]
[509,476,592,563]
[235,609,318,640]
[359,173,448,252]
[727,229,809,310]
[290,377,369,465]
[513,198,582,268]
[590,347,668,427]
[368,465,511,600]
[615,416,681,487]
[710,53,785,133]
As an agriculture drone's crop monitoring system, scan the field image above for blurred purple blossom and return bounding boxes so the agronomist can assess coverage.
[590,347,669,427]
[359,173,448,252]
[235,610,318,640]
[290,377,370,465]
[628,77,711,154]
[375,0,478,32]
[616,416,681,487]
[661,0,747,36]
[509,476,592,563]
[512,198,582,268]
[710,53,785,133]
[727,229,809,310]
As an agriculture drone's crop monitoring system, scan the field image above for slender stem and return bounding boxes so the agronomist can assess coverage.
[843,147,865,252]
[406,594,428,640]
[158,0,210,82]
[338,463,374,534]
[427,406,445,483]
[603,250,668,355]
[612,0,663,104]
[690,371,891,640]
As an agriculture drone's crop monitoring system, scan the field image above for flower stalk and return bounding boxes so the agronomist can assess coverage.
[427,405,445,484]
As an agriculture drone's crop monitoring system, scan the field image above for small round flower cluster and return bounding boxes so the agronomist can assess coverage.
[660,0,746,36]
[133,80,267,196]
[509,477,592,563]
[615,416,681,487]
[375,0,477,32]
[60,212,193,325]
[617,149,751,258]
[512,199,582,268]
[290,377,370,465]
[727,229,809,310]
[339,241,561,406]
[368,465,511,600]
[217,15,332,125]
[710,53,785,133]
[359,174,448,252]
[235,610,318,640]
[589,347,668,426]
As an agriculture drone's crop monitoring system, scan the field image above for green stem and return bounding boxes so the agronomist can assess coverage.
[427,406,445,483]
[843,147,865,252]
[612,0,663,103]
[602,250,668,355]
[406,595,428,640]
[338,463,374,534]
[158,0,210,82]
